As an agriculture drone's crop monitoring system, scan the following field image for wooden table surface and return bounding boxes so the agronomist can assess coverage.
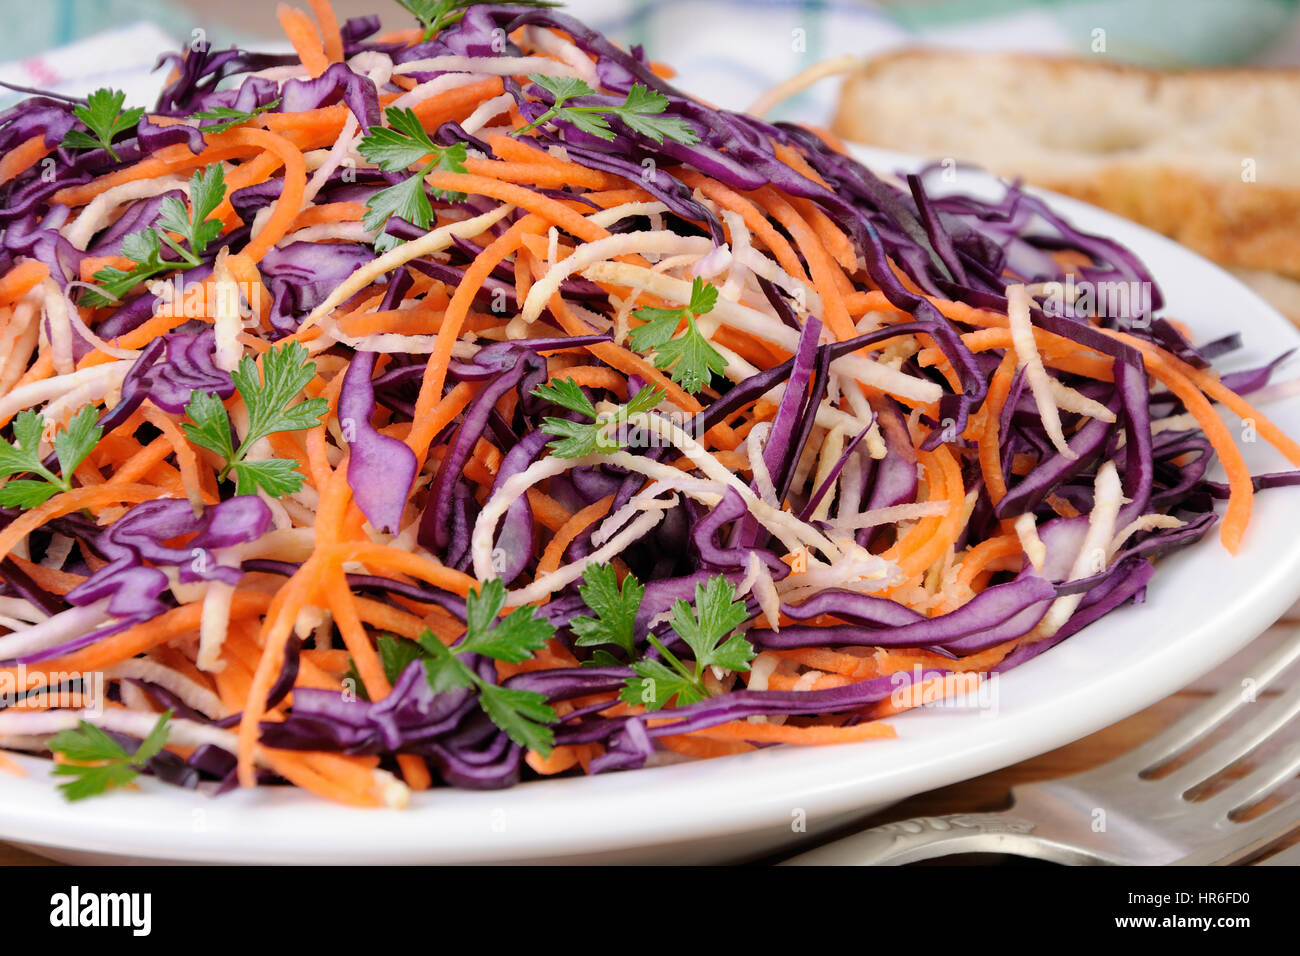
[6,604,1297,866]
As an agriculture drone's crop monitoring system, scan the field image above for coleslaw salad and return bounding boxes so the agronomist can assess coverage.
[0,0,1297,809]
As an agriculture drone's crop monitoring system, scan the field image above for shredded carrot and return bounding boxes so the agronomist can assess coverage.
[980,352,1018,505]
[0,751,27,776]
[277,3,331,77]
[676,719,896,745]
[0,260,48,307]
[537,495,615,577]
[0,135,51,187]
[307,0,344,63]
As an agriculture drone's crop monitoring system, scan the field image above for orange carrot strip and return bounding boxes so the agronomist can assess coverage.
[424,171,608,243]
[406,379,479,463]
[286,200,366,231]
[886,445,965,579]
[0,135,52,186]
[677,170,808,283]
[462,156,616,190]
[0,484,161,564]
[277,3,330,77]
[537,495,615,577]
[957,534,1023,590]
[8,555,84,594]
[307,0,344,62]
[657,734,755,759]
[52,143,252,207]
[410,78,506,127]
[410,215,546,455]
[1102,338,1254,552]
[224,128,308,262]
[0,260,49,307]
[679,719,896,745]
[0,751,26,776]
[526,745,585,775]
[979,352,1017,505]
[139,402,216,506]
[752,185,853,338]
[338,541,478,596]
[554,365,628,399]
[1104,329,1300,467]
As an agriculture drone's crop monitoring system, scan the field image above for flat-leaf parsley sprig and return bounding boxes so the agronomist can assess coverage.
[82,163,227,307]
[620,575,755,711]
[570,562,645,664]
[396,0,559,42]
[532,377,664,458]
[0,406,103,509]
[357,106,468,248]
[186,97,281,134]
[628,276,727,395]
[60,87,145,162]
[514,75,699,145]
[410,578,559,754]
[182,341,328,498]
[47,711,172,801]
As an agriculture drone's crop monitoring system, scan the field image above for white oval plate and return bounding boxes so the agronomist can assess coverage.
[4,148,1300,865]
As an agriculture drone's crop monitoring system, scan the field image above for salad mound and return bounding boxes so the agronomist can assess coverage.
[0,1,1297,805]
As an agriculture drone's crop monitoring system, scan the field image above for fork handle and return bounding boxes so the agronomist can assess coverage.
[780,811,1041,865]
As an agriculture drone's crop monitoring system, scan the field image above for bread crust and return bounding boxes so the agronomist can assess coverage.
[831,50,1300,278]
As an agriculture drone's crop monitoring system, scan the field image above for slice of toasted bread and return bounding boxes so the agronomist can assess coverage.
[831,50,1300,282]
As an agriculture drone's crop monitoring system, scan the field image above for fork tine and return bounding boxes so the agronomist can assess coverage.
[1104,626,1300,775]
[1202,729,1300,817]
[1175,787,1300,865]
[1160,677,1300,791]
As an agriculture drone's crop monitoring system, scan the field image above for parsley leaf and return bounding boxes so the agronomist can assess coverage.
[628,277,726,394]
[397,0,559,42]
[357,106,468,244]
[358,107,445,171]
[187,97,281,134]
[477,683,557,755]
[455,578,554,662]
[156,163,226,260]
[515,75,699,145]
[532,377,597,419]
[47,711,172,801]
[571,563,643,660]
[532,377,664,459]
[650,316,728,395]
[60,88,145,162]
[670,574,753,671]
[618,575,754,711]
[405,579,558,754]
[0,406,102,509]
[53,405,102,483]
[81,164,227,307]
[345,634,425,701]
[229,457,307,499]
[362,173,435,236]
[181,341,327,497]
[378,634,424,684]
[624,656,707,711]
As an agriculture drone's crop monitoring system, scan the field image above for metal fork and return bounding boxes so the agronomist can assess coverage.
[782,627,1300,865]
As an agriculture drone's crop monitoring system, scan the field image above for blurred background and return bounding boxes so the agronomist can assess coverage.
[6,0,1300,115]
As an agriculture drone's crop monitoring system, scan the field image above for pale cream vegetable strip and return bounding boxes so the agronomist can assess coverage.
[298,203,516,332]
[1007,283,1076,459]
